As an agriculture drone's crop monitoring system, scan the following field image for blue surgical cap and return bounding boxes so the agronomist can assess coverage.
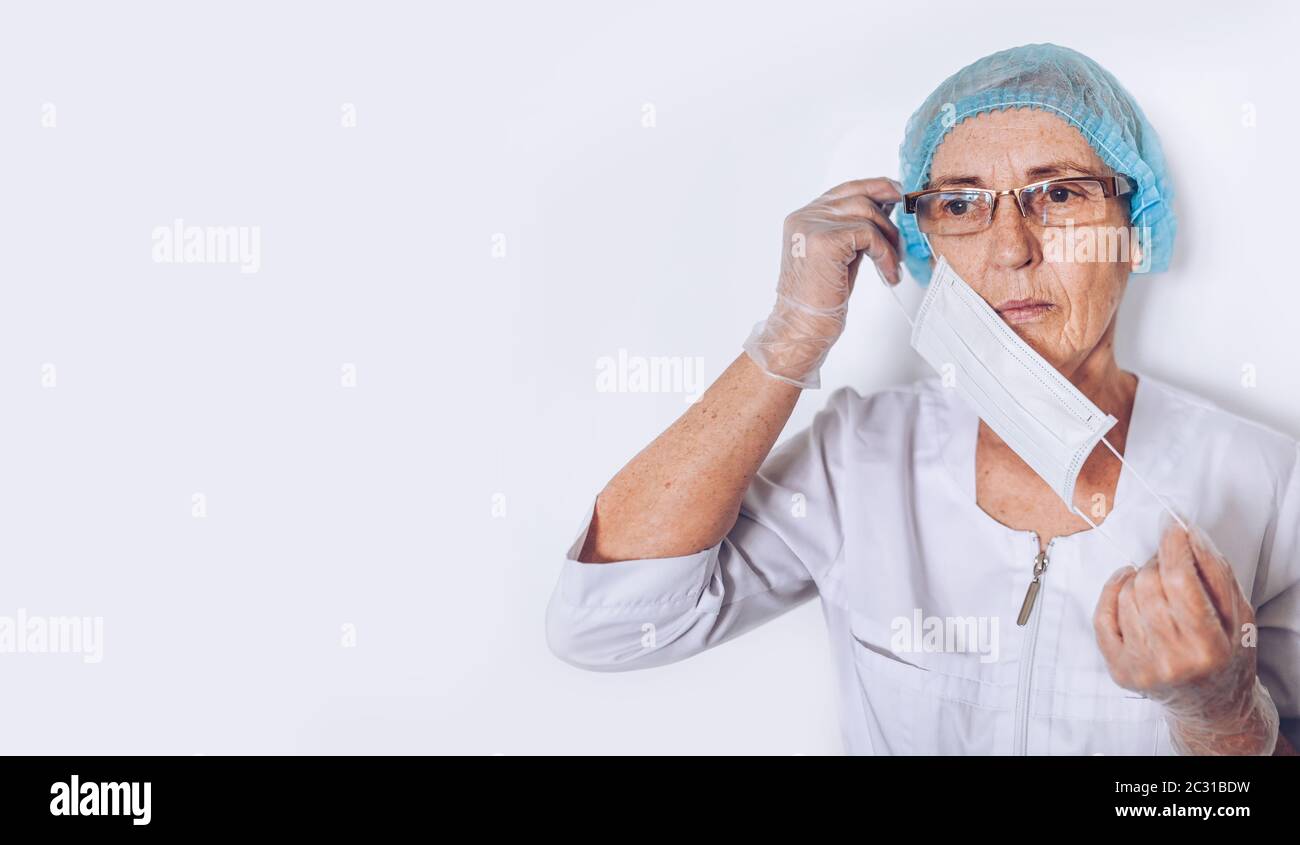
[896,43,1176,284]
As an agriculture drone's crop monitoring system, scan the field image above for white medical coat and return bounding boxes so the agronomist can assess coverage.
[546,373,1300,755]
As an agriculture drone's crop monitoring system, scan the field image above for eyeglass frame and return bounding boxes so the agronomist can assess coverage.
[902,173,1137,231]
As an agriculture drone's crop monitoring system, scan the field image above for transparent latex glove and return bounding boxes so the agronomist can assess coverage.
[743,178,903,389]
[1094,516,1280,755]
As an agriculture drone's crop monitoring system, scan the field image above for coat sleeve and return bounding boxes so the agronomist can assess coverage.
[1255,441,1300,750]
[544,388,855,672]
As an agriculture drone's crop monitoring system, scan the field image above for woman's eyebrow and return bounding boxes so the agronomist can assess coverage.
[928,159,1103,190]
[929,174,985,189]
[1024,158,1100,180]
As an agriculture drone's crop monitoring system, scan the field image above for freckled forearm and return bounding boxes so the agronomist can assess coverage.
[579,353,801,562]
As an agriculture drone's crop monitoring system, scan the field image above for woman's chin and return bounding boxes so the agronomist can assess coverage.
[1011,321,1072,366]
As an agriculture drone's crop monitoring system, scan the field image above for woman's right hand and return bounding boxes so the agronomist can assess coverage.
[743,177,904,388]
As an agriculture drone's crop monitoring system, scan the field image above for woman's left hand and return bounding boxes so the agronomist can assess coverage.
[1093,518,1280,754]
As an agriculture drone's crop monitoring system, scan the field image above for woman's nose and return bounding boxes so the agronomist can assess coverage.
[987,194,1037,270]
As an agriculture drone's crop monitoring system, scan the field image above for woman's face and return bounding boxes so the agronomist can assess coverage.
[926,108,1139,376]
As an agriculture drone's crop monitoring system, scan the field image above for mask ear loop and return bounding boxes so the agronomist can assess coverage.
[1070,505,1140,568]
[884,277,915,328]
[1070,437,1190,569]
[879,202,917,328]
[884,229,943,329]
[1098,436,1189,532]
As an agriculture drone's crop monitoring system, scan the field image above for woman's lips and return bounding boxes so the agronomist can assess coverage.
[996,299,1054,324]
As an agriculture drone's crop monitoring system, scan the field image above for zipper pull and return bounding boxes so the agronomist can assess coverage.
[1016,550,1050,627]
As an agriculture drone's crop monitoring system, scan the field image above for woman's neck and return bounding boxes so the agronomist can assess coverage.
[1060,327,1136,425]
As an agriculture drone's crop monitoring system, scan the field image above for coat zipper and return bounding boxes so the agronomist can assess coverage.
[1013,534,1056,755]
[1016,549,1050,626]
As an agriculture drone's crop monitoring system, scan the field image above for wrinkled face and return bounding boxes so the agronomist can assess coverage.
[926,108,1139,375]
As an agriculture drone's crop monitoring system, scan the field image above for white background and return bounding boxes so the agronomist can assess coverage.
[0,0,1295,754]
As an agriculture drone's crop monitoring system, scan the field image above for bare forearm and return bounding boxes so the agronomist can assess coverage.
[575,178,901,563]
[578,353,800,562]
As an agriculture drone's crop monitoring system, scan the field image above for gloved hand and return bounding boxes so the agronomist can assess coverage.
[1094,516,1280,755]
[743,178,903,389]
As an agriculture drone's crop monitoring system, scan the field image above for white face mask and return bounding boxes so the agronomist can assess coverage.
[883,253,1188,557]
[910,255,1117,508]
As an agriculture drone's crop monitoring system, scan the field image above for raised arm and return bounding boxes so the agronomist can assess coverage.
[548,178,903,672]
[580,178,904,563]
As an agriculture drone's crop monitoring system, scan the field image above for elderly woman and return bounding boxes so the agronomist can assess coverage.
[544,44,1299,755]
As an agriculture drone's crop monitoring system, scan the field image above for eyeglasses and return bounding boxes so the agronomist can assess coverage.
[903,174,1136,235]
